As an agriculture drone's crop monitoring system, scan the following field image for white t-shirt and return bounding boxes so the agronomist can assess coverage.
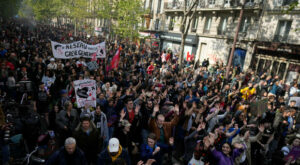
[47,63,57,70]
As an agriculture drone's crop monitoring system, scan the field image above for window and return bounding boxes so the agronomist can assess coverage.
[191,17,199,32]
[155,19,160,30]
[224,0,231,7]
[169,16,175,31]
[276,0,298,6]
[239,17,250,33]
[198,0,205,7]
[209,0,216,5]
[157,0,162,14]
[218,17,228,35]
[245,0,255,6]
[203,17,212,33]
[149,0,153,11]
[274,20,292,42]
[172,0,176,8]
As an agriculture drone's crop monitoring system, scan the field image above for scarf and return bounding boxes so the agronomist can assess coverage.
[109,145,122,162]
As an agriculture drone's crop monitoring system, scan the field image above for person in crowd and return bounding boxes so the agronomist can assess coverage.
[140,133,162,165]
[73,114,102,164]
[98,137,131,165]
[1,18,300,165]
[56,101,79,146]
[91,105,109,144]
[46,137,87,165]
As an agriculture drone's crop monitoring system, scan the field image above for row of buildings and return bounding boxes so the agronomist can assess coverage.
[95,0,300,84]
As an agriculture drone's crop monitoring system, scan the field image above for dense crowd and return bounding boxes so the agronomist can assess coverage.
[0,18,300,165]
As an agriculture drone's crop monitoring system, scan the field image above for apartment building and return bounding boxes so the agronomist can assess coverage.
[250,0,300,83]
[143,0,300,82]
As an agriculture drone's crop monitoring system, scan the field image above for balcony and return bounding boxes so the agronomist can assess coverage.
[164,0,262,12]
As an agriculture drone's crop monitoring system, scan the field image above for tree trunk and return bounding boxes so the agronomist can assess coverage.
[179,33,187,67]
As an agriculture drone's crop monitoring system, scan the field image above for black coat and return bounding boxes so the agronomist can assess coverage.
[97,147,131,165]
[73,125,103,164]
[46,147,87,165]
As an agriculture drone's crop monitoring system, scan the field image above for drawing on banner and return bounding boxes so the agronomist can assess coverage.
[51,41,106,59]
[74,79,97,108]
[87,61,99,71]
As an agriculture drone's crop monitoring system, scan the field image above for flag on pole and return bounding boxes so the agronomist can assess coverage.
[110,47,121,69]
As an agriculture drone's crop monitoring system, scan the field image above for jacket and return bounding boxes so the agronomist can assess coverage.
[91,111,109,141]
[97,147,131,165]
[232,132,262,165]
[211,147,244,165]
[149,114,179,143]
[56,109,79,132]
[46,147,87,165]
[73,122,103,164]
[240,87,256,100]
[140,143,162,165]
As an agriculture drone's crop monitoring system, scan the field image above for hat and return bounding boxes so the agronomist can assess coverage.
[108,138,119,152]
[50,58,55,62]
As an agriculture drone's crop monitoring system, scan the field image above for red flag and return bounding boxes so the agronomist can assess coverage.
[110,47,121,69]
[91,52,97,61]
[191,53,194,61]
[186,51,191,62]
[166,53,171,61]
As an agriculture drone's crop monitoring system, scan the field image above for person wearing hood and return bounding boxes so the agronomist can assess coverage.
[73,114,103,164]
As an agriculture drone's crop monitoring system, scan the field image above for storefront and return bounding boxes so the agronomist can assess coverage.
[160,32,198,57]
[250,42,300,84]
[139,31,161,50]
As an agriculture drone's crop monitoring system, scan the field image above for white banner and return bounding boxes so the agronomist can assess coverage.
[51,41,106,59]
[74,79,97,108]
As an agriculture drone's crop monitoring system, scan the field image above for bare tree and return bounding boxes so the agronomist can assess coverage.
[178,0,198,67]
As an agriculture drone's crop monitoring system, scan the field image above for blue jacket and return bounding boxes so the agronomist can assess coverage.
[97,147,131,165]
[140,143,162,165]
[46,147,87,165]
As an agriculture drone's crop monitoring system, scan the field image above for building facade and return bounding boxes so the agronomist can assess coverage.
[142,0,300,83]
[250,0,300,84]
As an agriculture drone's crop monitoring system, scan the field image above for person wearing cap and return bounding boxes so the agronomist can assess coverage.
[73,114,102,164]
[57,89,70,110]
[47,58,57,70]
[97,138,131,165]
[46,137,87,165]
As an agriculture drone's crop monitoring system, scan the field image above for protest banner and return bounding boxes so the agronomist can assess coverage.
[51,41,106,59]
[74,79,97,108]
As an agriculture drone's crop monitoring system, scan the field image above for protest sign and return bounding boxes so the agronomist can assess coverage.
[74,79,96,108]
[51,41,106,59]
[87,61,99,71]
[250,98,268,116]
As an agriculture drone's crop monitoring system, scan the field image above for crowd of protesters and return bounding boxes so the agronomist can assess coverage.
[0,18,300,165]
